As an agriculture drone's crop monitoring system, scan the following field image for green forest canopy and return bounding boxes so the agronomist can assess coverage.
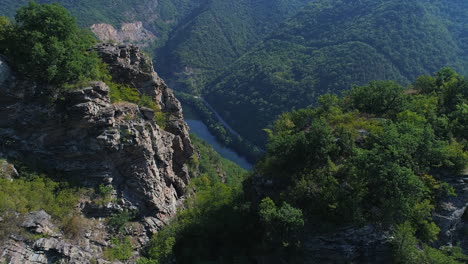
[205,0,468,146]
[140,69,467,263]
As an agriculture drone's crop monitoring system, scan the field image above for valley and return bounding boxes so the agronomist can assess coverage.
[0,1,467,264]
[183,103,253,170]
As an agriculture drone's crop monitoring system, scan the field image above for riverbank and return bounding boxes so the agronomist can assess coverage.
[184,105,252,170]
[176,91,263,165]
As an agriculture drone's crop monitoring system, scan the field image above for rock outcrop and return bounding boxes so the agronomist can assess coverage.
[91,22,156,48]
[2,211,107,264]
[433,173,468,252]
[303,225,392,264]
[0,44,193,263]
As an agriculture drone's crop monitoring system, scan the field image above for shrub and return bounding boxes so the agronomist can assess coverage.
[0,1,102,86]
[62,214,89,240]
[108,82,167,128]
[108,210,135,233]
[103,236,134,261]
[0,174,79,220]
[393,222,466,264]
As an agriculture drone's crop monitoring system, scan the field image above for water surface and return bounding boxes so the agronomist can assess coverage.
[183,104,253,170]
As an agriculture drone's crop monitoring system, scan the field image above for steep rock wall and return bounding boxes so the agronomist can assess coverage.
[0,43,193,230]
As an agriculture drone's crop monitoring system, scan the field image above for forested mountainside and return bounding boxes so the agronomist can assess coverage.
[140,68,468,264]
[206,0,468,146]
[155,0,312,94]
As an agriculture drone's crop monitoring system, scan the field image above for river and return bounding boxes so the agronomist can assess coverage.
[182,103,253,170]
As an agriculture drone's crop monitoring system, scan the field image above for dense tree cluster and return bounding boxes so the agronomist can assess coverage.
[259,68,467,227]
[141,69,468,263]
[206,0,468,146]
[156,0,312,94]
[0,1,104,86]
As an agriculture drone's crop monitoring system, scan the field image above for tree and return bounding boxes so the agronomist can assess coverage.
[259,197,304,247]
[345,80,406,116]
[0,1,102,86]
[0,16,10,52]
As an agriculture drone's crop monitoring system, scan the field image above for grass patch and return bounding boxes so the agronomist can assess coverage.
[103,236,134,261]
[109,82,167,129]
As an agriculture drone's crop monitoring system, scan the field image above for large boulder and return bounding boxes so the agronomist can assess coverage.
[21,211,61,238]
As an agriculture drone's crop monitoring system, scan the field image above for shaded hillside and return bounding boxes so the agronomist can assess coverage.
[156,0,313,94]
[0,0,201,46]
[206,0,468,145]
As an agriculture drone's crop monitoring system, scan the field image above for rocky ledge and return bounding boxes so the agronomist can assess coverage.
[0,44,194,263]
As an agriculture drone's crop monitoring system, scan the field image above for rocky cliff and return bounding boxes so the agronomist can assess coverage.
[0,44,193,263]
[91,23,156,48]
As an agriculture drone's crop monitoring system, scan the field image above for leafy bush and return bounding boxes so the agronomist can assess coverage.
[259,197,304,247]
[255,68,468,233]
[103,236,134,261]
[141,179,256,264]
[62,215,90,240]
[108,81,168,128]
[108,210,135,233]
[0,1,103,86]
[392,222,467,264]
[0,174,80,220]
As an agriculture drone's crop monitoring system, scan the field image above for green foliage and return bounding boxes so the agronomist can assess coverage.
[392,222,467,264]
[0,16,10,49]
[0,172,80,221]
[259,197,304,247]
[189,135,247,188]
[206,0,468,146]
[157,0,311,94]
[0,1,103,86]
[109,82,140,103]
[103,236,133,261]
[95,184,113,205]
[140,137,255,264]
[107,210,135,233]
[0,164,86,241]
[142,177,256,264]
[345,80,406,116]
[108,81,168,128]
[255,69,468,234]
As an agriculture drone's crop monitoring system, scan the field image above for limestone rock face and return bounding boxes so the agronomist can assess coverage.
[303,225,392,264]
[91,22,156,48]
[0,43,193,232]
[2,236,112,264]
[433,173,468,251]
[0,56,11,86]
[0,45,193,263]
[21,211,62,238]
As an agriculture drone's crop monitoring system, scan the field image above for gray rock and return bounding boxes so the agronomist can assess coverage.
[0,159,18,179]
[21,211,61,238]
[303,225,392,264]
[433,173,468,252]
[0,56,11,87]
[0,44,194,263]
[0,45,193,224]
[0,236,114,264]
